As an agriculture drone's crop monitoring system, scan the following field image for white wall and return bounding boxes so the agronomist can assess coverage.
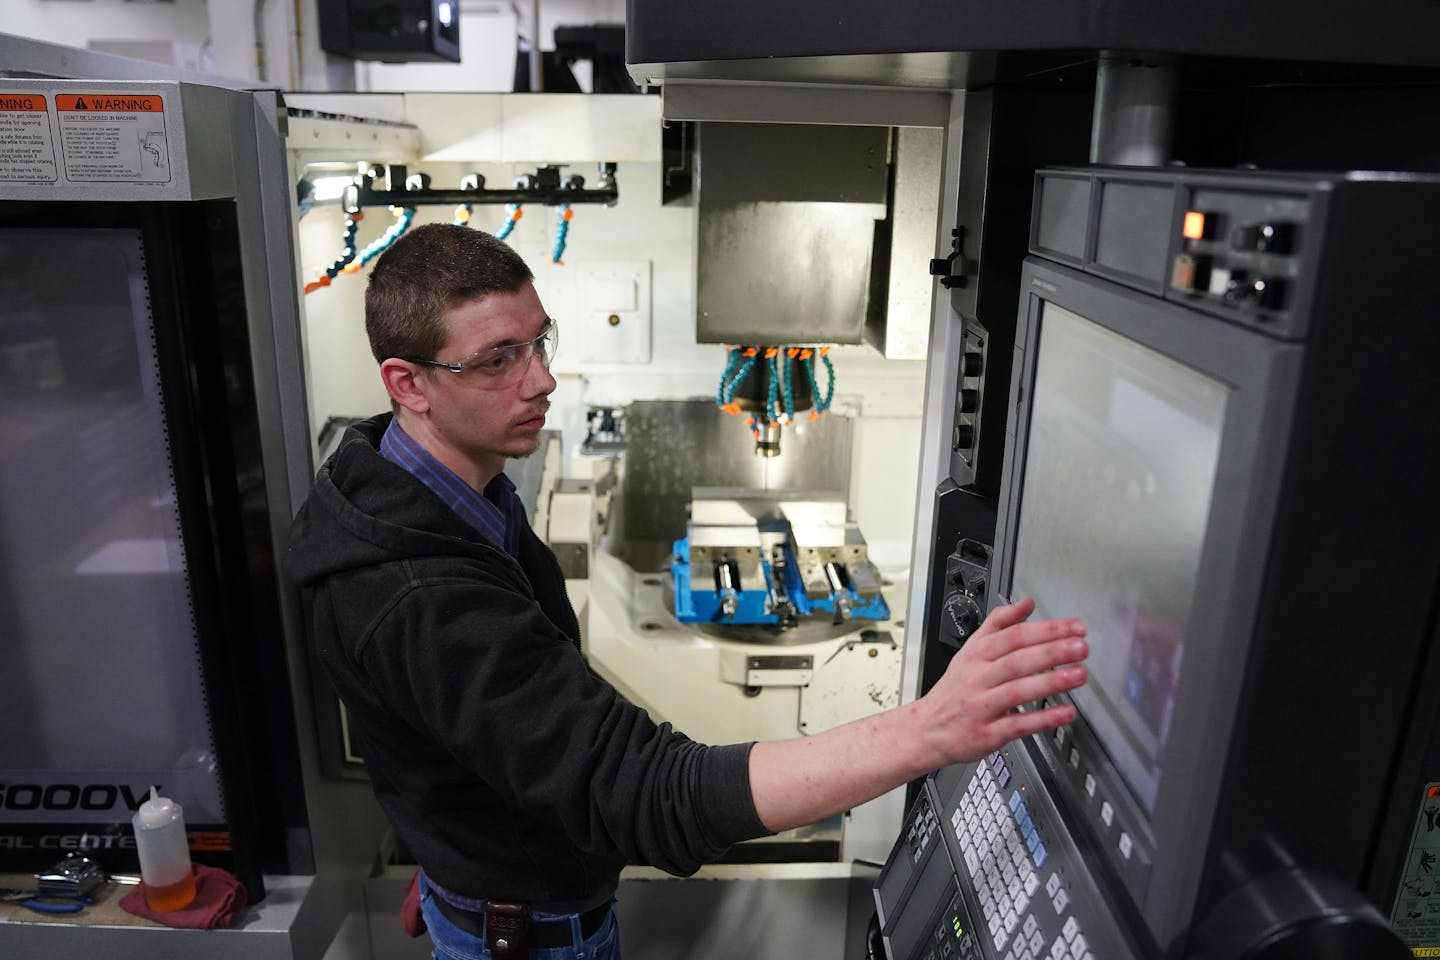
[5,0,210,56]
[4,0,211,46]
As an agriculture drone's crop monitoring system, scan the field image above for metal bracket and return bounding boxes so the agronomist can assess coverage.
[929,225,974,289]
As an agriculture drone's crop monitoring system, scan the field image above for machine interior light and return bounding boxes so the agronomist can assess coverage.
[311,175,355,203]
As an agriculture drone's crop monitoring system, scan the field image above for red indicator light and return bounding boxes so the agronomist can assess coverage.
[1183,211,1207,240]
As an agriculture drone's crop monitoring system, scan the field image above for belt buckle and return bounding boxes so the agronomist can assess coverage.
[485,900,531,957]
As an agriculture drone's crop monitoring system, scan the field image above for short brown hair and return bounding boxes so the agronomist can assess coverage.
[364,223,535,363]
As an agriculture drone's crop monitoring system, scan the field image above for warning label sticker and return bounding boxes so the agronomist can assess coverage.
[55,93,170,183]
[1392,781,1440,949]
[0,93,57,183]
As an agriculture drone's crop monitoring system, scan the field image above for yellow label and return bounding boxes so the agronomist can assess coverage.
[1411,947,1440,957]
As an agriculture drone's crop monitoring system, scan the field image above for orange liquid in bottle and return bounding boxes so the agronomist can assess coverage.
[145,870,197,912]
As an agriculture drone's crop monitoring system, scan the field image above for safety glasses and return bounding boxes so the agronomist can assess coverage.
[402,319,558,389]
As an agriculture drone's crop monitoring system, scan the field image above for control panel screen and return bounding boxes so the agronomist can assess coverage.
[1011,303,1227,814]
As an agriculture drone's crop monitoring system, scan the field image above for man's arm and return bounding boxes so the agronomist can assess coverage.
[749,598,1086,833]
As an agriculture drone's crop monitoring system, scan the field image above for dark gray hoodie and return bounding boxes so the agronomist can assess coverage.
[286,414,766,911]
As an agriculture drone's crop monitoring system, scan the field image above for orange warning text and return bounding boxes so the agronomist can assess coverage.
[0,95,46,111]
[56,94,163,113]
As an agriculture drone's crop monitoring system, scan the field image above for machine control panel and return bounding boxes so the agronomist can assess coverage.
[1034,707,1155,903]
[878,741,1143,960]
[1166,188,1310,333]
[949,326,989,484]
[1031,168,1334,341]
[878,791,986,960]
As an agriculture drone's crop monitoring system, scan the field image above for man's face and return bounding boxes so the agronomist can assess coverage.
[423,283,556,476]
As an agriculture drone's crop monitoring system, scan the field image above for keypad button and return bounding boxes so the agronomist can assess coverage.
[1033,845,1049,869]
[1023,872,1040,897]
[1014,892,1029,916]
[1023,914,1039,937]
[1029,930,1045,954]
[1119,832,1133,860]
[1046,873,1061,897]
[1052,888,1070,914]
[1062,917,1079,941]
[1083,774,1096,797]
[1100,802,1114,827]
[1071,934,1089,956]
[1050,936,1066,958]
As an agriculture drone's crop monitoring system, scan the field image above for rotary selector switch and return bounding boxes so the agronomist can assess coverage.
[941,587,984,643]
[937,538,993,648]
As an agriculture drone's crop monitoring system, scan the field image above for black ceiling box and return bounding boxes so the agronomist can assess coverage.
[555,24,640,93]
[319,0,460,63]
[627,0,1440,81]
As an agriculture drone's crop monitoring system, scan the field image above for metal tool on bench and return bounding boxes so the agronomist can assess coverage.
[0,887,91,914]
[36,853,106,899]
[1,853,108,915]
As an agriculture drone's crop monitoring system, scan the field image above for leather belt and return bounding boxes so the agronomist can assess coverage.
[430,893,610,949]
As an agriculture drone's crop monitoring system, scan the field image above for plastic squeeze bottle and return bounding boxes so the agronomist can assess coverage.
[132,787,197,911]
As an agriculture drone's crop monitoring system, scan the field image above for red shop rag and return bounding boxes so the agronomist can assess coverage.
[119,864,249,929]
[402,868,427,937]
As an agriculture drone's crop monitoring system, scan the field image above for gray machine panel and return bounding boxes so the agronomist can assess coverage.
[883,166,1440,959]
[0,80,244,202]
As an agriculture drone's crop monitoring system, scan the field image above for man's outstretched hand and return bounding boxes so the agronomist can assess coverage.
[916,597,1088,768]
[748,598,1087,833]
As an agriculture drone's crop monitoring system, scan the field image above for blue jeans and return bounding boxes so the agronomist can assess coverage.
[419,876,621,960]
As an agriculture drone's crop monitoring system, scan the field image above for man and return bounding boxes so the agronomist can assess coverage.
[287,224,1088,959]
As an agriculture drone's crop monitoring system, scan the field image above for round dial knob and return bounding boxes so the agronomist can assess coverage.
[941,590,983,644]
